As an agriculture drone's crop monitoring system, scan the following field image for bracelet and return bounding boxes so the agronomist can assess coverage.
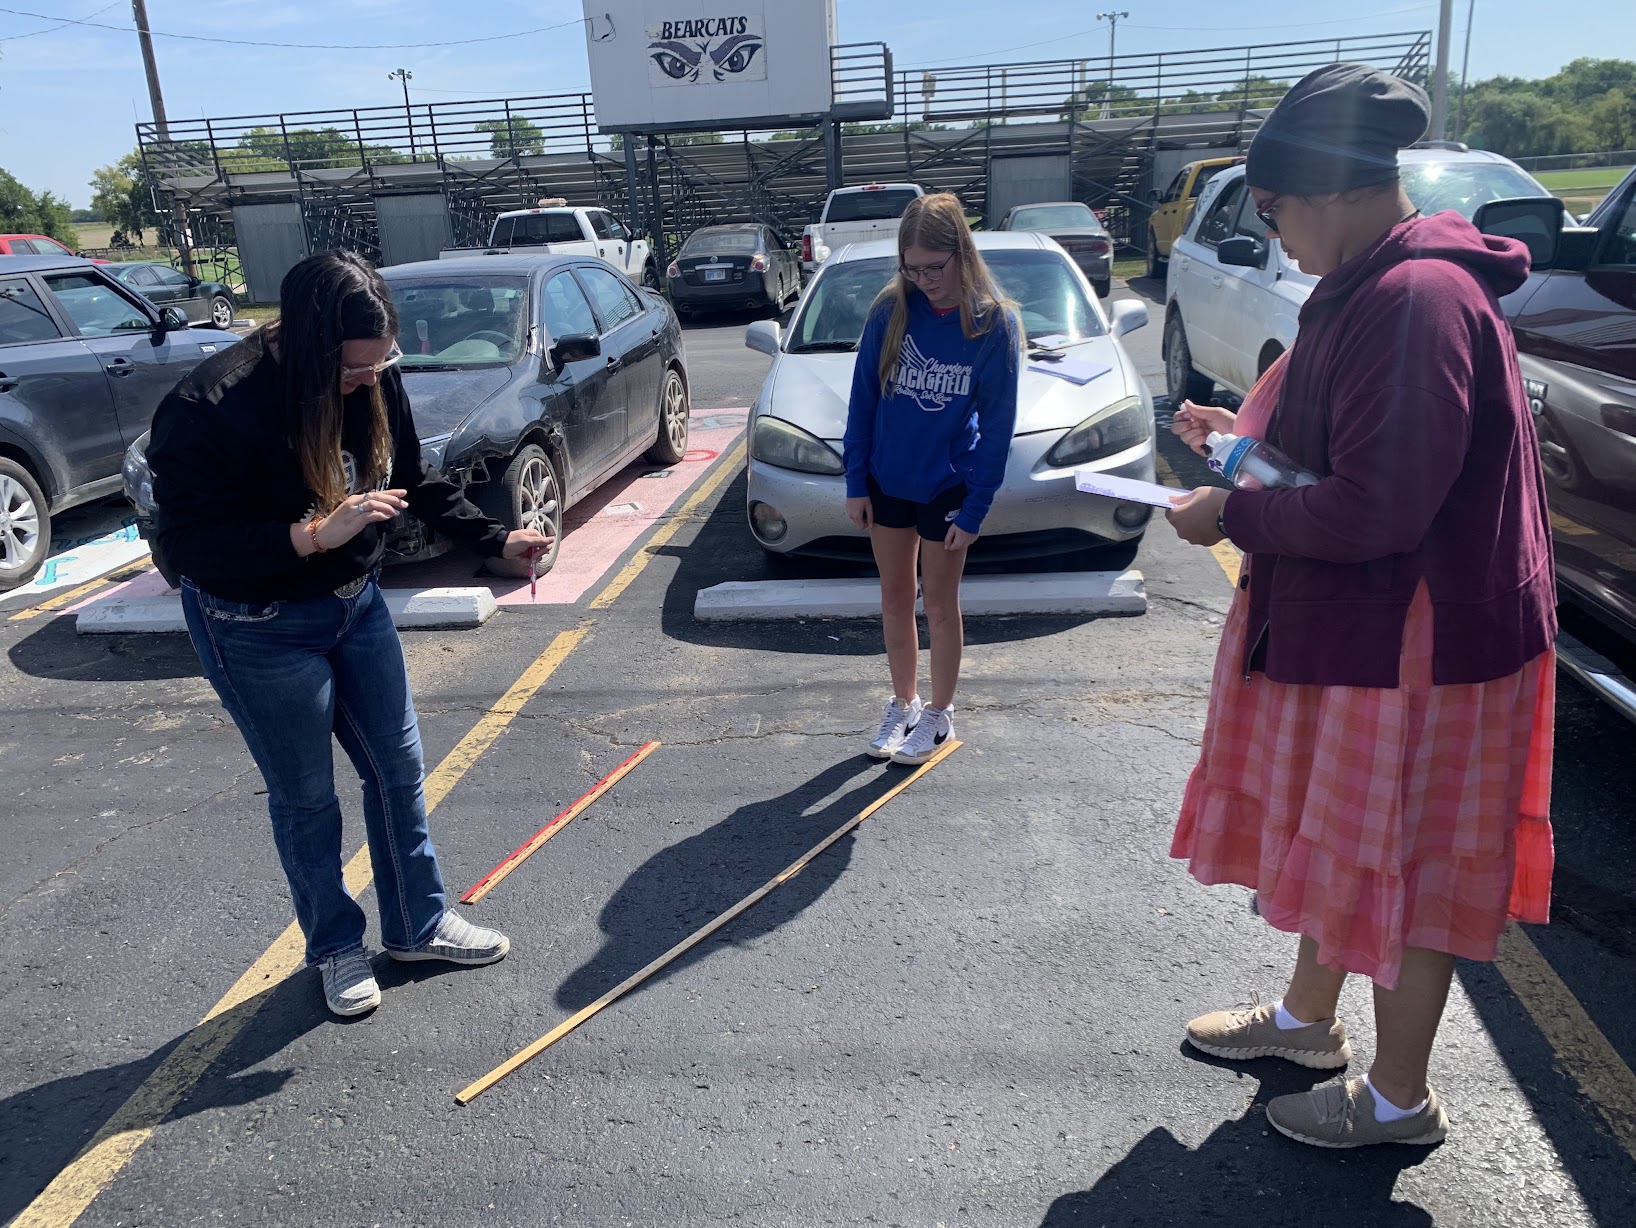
[1215,511,1228,539]
[307,515,327,554]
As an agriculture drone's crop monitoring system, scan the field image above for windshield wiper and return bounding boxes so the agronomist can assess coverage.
[399,363,464,372]
[790,340,858,353]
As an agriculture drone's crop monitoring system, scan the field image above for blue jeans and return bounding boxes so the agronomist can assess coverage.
[181,577,446,964]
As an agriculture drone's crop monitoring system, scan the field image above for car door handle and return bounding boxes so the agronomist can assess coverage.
[606,355,623,372]
[0,371,16,393]
[105,357,135,377]
[599,246,607,256]
[1210,274,1223,287]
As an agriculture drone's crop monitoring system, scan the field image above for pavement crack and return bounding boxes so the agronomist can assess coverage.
[1147,591,1230,617]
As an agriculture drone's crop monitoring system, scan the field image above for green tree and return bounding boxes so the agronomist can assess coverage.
[476,117,545,158]
[229,126,407,172]
[0,167,79,245]
[89,152,160,246]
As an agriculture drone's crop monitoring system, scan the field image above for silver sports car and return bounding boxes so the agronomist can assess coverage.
[743,231,1155,561]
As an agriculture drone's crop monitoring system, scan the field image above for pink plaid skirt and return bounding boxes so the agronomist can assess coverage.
[1171,580,1555,989]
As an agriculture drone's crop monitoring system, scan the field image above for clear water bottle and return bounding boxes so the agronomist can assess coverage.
[1205,431,1321,491]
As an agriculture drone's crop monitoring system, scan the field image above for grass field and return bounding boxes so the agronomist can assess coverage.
[1535,166,1632,191]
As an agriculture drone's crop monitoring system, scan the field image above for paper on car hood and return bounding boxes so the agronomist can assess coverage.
[765,336,1134,439]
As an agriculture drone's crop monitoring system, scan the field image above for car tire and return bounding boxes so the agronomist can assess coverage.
[642,262,661,291]
[647,367,690,465]
[1164,311,1213,407]
[209,295,234,329]
[1093,277,1111,299]
[1146,231,1166,279]
[478,444,561,577]
[0,456,50,592]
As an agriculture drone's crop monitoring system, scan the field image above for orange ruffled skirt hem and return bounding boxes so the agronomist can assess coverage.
[1171,580,1555,990]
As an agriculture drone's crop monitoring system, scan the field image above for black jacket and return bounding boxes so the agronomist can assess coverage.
[148,330,508,603]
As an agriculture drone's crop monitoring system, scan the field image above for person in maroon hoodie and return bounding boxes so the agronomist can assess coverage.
[1164,64,1556,1148]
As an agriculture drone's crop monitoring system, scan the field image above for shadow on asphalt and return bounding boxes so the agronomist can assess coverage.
[0,972,327,1224]
[1038,1063,1436,1227]
[552,755,899,1013]
[657,468,1144,657]
[6,612,202,683]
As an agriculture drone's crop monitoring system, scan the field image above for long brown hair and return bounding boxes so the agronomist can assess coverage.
[874,192,1017,389]
[269,249,396,514]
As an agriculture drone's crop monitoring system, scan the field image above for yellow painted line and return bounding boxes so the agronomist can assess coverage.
[589,438,747,610]
[1550,511,1596,538]
[8,554,152,622]
[1152,453,1240,585]
[1494,925,1636,1160]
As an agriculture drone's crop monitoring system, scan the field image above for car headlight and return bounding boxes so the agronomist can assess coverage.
[751,415,845,475]
[1044,397,1150,468]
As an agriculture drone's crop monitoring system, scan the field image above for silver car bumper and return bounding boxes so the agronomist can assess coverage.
[746,431,1156,558]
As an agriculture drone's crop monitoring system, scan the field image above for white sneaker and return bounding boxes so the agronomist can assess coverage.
[868,695,923,758]
[891,705,953,764]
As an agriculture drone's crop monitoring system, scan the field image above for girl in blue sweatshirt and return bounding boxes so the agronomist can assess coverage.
[843,193,1020,763]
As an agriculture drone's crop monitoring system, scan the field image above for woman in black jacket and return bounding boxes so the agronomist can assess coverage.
[147,250,551,1017]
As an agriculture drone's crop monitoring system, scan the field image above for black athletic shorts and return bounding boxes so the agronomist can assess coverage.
[866,475,968,541]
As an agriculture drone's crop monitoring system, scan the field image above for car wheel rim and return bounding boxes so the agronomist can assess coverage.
[212,300,232,327]
[0,475,42,570]
[518,457,560,540]
[1166,327,1187,397]
[663,374,688,453]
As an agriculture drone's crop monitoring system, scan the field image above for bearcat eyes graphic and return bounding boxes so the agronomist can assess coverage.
[649,40,703,81]
[709,33,763,79]
[648,33,764,83]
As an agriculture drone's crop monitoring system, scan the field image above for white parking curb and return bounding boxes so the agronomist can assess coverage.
[75,587,500,634]
[693,570,1146,621]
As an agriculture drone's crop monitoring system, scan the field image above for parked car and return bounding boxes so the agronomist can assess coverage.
[743,232,1154,561]
[438,200,660,289]
[996,201,1113,297]
[1473,174,1636,709]
[0,233,110,264]
[0,255,237,588]
[1161,145,1554,406]
[666,223,801,317]
[1145,156,1240,277]
[801,183,925,274]
[111,261,237,329]
[126,254,687,582]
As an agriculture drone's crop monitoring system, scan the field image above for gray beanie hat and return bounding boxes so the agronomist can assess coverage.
[1245,63,1430,196]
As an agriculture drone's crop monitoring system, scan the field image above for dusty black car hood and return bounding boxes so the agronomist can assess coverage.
[398,364,518,437]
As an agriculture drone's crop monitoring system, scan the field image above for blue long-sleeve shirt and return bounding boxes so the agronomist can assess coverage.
[843,294,1020,535]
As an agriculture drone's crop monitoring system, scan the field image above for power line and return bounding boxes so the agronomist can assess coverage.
[0,0,119,42]
[0,5,586,49]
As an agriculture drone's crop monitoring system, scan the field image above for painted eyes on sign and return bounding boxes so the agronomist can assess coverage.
[648,35,765,83]
[649,40,703,82]
[709,34,763,79]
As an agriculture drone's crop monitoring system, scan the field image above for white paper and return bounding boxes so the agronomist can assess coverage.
[1030,359,1112,385]
[1073,470,1188,507]
[1029,333,1073,349]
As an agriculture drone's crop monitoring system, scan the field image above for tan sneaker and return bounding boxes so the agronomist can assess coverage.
[1267,1077,1448,1148]
[1185,1000,1352,1069]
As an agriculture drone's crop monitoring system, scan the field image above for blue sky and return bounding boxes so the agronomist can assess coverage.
[0,0,1621,206]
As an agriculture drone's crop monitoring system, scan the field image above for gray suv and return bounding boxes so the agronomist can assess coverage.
[0,255,238,589]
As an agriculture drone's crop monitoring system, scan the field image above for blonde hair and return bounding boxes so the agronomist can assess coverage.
[874,193,1017,389]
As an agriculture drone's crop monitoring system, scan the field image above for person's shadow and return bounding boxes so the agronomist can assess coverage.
[553,756,896,1012]
[1039,1051,1435,1227]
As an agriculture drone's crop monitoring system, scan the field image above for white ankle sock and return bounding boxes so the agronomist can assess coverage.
[1272,999,1313,1030]
[1365,1074,1428,1121]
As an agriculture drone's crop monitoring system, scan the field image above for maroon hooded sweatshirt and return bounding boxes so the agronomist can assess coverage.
[1219,211,1556,688]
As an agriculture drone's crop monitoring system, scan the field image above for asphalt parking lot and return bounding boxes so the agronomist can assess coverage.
[2,282,1633,1227]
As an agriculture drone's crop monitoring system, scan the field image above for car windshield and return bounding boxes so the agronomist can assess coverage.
[787,249,1104,352]
[1191,163,1230,196]
[1400,161,1547,220]
[682,227,761,255]
[389,278,528,367]
[825,189,920,224]
[1011,204,1097,230]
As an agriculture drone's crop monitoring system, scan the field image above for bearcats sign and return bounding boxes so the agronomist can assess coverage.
[646,15,768,87]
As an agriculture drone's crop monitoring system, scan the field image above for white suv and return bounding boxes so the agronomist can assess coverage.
[1161,145,1552,405]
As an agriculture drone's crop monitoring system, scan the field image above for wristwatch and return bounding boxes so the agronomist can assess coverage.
[1215,510,1228,539]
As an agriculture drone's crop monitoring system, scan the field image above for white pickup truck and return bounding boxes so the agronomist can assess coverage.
[440,201,660,288]
[800,183,924,274]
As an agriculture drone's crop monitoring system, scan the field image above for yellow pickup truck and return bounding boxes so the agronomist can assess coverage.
[1146,156,1240,277]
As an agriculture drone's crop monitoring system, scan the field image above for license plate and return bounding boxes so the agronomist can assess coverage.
[704,269,727,282]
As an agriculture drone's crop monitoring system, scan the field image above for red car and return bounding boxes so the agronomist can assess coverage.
[0,233,108,264]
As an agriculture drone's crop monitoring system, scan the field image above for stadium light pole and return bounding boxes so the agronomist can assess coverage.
[1456,0,1476,140]
[389,68,415,158]
[1096,11,1128,119]
[130,0,195,276]
[1430,0,1454,141]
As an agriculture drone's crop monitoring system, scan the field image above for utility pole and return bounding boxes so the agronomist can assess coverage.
[1429,0,1453,141]
[1096,12,1129,120]
[389,68,415,158]
[130,0,195,274]
[1455,0,1476,141]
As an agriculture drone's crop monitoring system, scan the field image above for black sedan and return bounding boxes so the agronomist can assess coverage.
[111,261,237,329]
[666,224,800,317]
[996,202,1113,298]
[125,254,688,581]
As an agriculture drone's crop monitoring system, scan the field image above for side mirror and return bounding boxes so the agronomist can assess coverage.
[549,332,601,366]
[1108,300,1148,337]
[1471,196,1597,271]
[1148,189,1162,203]
[745,319,782,356]
[157,307,189,334]
[1217,236,1268,269]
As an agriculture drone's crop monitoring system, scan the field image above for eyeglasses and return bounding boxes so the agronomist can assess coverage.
[1254,196,1286,234]
[340,343,402,381]
[899,253,956,282]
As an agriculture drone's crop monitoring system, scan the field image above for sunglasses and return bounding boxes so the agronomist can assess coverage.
[1254,195,1285,233]
[340,343,403,381]
[899,253,956,282]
